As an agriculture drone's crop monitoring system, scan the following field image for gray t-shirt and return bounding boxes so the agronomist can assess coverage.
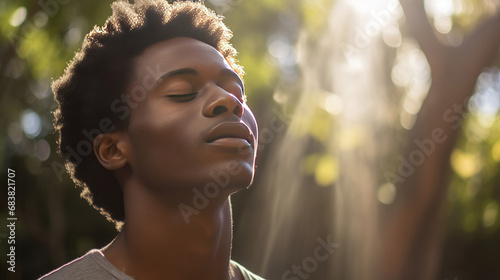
[38,249,264,280]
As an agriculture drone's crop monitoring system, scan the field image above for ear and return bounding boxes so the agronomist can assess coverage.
[94,132,128,170]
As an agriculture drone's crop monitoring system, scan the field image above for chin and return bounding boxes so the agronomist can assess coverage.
[200,160,254,193]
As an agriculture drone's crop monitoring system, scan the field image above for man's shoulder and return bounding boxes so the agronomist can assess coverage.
[231,260,266,280]
[38,249,99,279]
[41,251,265,280]
[38,249,132,280]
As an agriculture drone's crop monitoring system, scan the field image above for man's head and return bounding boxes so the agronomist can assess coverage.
[53,0,256,227]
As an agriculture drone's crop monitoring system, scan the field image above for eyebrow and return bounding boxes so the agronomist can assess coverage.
[153,67,245,94]
[153,68,198,89]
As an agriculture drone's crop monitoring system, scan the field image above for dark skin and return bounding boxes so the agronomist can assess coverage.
[93,37,259,280]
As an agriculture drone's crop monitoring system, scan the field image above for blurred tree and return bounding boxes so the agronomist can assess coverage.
[234,0,500,280]
[381,1,500,279]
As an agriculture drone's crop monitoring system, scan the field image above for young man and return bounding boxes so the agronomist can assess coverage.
[40,0,263,279]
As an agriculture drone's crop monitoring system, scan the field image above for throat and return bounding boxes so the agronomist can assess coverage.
[102,197,235,280]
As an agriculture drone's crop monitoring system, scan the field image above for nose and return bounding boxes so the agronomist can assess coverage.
[203,86,244,118]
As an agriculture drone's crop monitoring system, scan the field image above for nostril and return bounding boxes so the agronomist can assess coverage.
[233,106,243,117]
[212,105,228,116]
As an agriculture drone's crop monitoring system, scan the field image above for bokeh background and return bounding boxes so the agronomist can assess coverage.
[1,0,500,279]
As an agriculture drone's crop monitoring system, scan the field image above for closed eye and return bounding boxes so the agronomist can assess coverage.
[166,92,198,102]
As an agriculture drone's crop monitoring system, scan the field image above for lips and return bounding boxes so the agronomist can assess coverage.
[204,122,254,148]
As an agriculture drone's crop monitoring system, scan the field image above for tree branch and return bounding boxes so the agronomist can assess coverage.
[381,2,500,280]
[398,0,447,76]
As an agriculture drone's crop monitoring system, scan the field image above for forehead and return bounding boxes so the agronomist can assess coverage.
[132,37,233,80]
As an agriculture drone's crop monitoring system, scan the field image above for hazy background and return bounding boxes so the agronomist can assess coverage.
[1,0,499,279]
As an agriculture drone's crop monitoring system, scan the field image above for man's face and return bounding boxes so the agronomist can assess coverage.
[122,37,258,197]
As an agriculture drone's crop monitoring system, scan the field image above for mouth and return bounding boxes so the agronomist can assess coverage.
[204,122,254,149]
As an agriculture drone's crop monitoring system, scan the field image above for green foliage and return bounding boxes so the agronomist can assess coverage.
[1,0,499,279]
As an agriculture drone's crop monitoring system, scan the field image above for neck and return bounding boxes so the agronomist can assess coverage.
[102,179,235,280]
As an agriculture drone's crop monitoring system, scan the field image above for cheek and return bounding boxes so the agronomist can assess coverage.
[127,103,198,167]
[126,110,206,189]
